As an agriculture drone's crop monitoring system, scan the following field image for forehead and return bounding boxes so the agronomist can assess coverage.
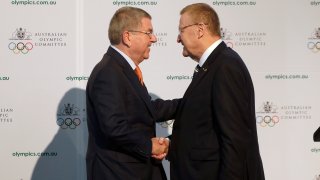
[140,17,153,30]
[179,13,192,25]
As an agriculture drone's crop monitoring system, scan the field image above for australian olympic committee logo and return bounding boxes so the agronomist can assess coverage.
[221,27,267,48]
[57,103,86,129]
[307,27,320,53]
[8,27,33,54]
[7,27,68,56]
[221,27,234,48]
[256,101,280,127]
[152,32,168,47]
[0,107,14,123]
[257,101,312,128]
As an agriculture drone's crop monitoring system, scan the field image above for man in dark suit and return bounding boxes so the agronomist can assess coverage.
[167,3,265,180]
[86,7,178,180]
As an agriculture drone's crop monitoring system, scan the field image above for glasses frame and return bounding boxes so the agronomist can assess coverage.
[178,23,208,34]
[128,30,154,39]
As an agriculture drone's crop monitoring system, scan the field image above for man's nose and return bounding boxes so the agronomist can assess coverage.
[151,34,157,43]
[177,34,181,43]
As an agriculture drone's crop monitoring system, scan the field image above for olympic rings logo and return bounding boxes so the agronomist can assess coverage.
[8,42,33,54]
[57,118,81,129]
[158,120,174,128]
[307,41,320,52]
[256,116,280,127]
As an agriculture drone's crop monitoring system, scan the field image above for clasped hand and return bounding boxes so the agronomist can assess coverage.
[151,137,169,160]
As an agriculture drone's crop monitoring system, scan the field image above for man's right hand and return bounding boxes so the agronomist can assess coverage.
[151,137,169,160]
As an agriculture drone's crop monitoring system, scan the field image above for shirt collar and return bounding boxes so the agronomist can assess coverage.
[111,45,137,70]
[198,39,222,67]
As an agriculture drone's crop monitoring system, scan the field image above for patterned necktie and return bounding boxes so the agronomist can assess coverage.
[192,65,201,79]
[134,66,144,85]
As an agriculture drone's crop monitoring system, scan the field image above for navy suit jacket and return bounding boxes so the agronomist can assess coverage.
[168,42,265,180]
[86,47,178,180]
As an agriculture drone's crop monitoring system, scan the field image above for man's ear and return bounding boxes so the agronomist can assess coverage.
[122,31,131,47]
[198,24,205,39]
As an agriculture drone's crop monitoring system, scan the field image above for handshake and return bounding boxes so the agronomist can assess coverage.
[151,137,169,160]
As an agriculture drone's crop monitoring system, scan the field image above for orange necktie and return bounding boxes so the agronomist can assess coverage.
[134,66,144,85]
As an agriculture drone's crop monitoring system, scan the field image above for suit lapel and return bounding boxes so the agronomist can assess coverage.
[174,42,228,129]
[107,47,156,118]
[183,42,227,98]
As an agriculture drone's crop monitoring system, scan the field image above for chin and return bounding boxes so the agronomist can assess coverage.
[143,55,150,60]
[182,51,189,57]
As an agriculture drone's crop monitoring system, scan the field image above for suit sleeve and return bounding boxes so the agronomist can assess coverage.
[151,98,181,122]
[89,66,152,160]
[213,57,253,179]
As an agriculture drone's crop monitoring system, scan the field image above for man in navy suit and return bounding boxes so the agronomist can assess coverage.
[86,7,178,180]
[167,3,265,180]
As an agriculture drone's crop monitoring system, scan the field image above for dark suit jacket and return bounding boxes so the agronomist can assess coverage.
[86,47,178,180]
[314,126,320,142]
[168,42,265,180]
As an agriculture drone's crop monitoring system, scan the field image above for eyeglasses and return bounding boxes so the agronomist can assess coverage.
[178,23,208,34]
[128,30,154,39]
